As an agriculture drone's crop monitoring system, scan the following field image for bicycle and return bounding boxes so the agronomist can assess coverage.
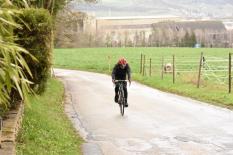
[115,80,127,116]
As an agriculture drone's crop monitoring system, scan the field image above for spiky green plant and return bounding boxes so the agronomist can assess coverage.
[10,0,98,15]
[0,3,34,112]
[9,0,65,15]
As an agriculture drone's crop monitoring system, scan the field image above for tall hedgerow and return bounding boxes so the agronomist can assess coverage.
[15,8,53,93]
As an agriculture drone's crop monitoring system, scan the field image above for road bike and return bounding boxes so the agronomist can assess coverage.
[115,80,127,116]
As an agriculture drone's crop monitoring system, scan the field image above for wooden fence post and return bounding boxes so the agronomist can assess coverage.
[140,53,143,74]
[0,116,2,148]
[150,58,152,77]
[197,52,203,88]
[143,55,146,76]
[161,56,164,80]
[229,53,232,93]
[173,55,175,84]
[108,55,111,73]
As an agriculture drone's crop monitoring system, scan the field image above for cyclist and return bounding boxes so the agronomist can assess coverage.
[112,57,131,107]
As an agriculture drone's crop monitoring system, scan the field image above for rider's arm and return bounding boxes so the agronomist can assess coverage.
[127,65,131,84]
[112,65,117,83]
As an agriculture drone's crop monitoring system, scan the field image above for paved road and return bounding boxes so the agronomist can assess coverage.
[55,69,233,155]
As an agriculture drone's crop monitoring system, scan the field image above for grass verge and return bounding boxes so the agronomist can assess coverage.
[16,78,83,155]
[133,74,233,109]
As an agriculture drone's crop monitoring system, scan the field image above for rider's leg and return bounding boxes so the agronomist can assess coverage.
[115,84,119,103]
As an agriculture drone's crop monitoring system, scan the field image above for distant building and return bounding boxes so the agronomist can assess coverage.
[151,20,228,47]
[223,22,233,30]
[65,12,233,47]
[152,21,226,31]
[90,16,182,46]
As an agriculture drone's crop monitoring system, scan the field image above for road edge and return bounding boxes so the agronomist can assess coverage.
[62,79,104,155]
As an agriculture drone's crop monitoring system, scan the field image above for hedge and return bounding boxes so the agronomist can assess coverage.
[15,8,53,93]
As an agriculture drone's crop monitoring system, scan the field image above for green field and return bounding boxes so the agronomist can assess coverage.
[54,47,233,108]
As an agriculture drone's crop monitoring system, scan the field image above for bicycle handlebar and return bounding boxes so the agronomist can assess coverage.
[113,79,131,86]
[114,80,128,82]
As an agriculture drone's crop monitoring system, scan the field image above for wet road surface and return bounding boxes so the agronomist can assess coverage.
[55,69,233,155]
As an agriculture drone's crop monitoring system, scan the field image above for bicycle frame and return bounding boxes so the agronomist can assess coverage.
[115,80,127,116]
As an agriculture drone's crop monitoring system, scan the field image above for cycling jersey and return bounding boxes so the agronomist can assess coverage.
[112,64,131,80]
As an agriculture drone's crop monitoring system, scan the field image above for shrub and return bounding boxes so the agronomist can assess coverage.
[15,8,53,93]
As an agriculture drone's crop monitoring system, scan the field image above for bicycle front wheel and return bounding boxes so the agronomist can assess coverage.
[118,91,124,116]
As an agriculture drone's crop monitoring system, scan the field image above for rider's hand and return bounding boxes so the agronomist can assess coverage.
[112,79,115,84]
[129,79,131,86]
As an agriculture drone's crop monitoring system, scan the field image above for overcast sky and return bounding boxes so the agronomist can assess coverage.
[69,0,233,18]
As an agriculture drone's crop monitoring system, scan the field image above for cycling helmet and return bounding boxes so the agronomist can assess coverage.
[118,58,127,65]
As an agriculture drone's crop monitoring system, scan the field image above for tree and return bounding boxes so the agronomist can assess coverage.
[190,32,197,47]
[124,31,129,47]
[140,31,146,47]
[105,34,112,47]
[133,31,140,47]
[54,8,89,47]
[182,31,190,47]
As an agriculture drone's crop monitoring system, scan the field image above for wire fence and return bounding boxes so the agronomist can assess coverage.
[137,52,233,93]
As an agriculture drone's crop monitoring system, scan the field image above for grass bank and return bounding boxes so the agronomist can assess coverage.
[16,79,83,155]
[54,47,233,109]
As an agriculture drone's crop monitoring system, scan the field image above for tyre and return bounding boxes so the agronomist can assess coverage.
[118,89,124,116]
